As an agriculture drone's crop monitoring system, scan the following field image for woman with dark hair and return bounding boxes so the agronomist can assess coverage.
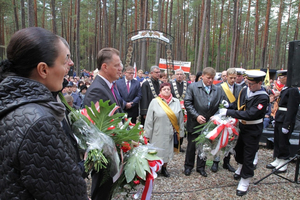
[144,82,184,177]
[0,27,88,199]
[196,71,203,82]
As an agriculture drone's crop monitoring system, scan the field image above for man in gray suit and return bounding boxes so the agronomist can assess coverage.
[83,47,123,200]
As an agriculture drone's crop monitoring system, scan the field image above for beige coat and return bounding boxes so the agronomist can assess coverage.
[144,97,184,163]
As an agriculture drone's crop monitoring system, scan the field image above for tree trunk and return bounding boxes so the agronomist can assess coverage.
[282,0,292,69]
[216,0,225,71]
[203,0,211,69]
[252,0,259,69]
[28,0,35,27]
[75,0,80,75]
[155,0,162,66]
[41,0,46,28]
[103,0,108,47]
[141,0,148,71]
[260,0,271,69]
[294,0,300,40]
[196,0,207,72]
[12,0,19,31]
[119,0,124,60]
[272,0,284,69]
[229,0,239,69]
[34,0,37,27]
[50,0,57,33]
[20,0,25,28]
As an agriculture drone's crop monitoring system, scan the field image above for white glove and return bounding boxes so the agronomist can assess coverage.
[219,108,227,116]
[221,100,229,108]
[282,128,289,134]
[271,120,275,127]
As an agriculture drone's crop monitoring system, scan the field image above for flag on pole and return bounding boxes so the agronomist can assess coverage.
[264,66,270,86]
[133,62,137,78]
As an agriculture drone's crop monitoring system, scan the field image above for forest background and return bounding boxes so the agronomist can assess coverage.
[0,0,300,76]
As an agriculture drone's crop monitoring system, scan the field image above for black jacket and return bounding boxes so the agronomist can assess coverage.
[0,76,88,200]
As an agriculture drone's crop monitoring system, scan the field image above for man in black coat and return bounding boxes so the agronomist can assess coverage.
[220,70,269,196]
[171,69,189,152]
[83,47,123,200]
[140,66,162,125]
[266,70,300,173]
[184,67,223,177]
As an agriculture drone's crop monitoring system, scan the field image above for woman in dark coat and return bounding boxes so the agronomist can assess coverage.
[0,27,88,200]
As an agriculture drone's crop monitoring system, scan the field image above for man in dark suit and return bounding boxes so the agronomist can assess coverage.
[216,70,227,86]
[116,65,142,124]
[83,47,123,200]
[216,68,242,173]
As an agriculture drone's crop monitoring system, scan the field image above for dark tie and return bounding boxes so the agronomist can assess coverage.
[127,80,130,93]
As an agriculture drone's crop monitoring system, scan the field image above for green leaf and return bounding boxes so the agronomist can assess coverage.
[124,156,137,183]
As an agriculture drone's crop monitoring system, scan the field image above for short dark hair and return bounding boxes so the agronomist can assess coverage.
[96,48,120,70]
[0,27,61,82]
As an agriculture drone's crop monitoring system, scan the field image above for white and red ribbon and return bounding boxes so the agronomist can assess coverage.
[205,116,239,155]
[140,159,163,200]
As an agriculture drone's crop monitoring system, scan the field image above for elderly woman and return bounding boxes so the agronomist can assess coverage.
[144,82,184,177]
[0,27,88,199]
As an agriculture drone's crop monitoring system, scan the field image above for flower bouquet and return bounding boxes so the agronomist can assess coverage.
[60,94,163,200]
[193,110,239,161]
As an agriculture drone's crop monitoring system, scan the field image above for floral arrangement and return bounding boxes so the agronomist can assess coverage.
[193,106,239,161]
[60,94,163,199]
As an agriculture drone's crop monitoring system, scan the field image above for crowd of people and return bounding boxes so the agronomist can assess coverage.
[1,27,300,199]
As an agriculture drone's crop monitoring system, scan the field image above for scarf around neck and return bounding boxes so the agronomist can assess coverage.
[159,93,173,104]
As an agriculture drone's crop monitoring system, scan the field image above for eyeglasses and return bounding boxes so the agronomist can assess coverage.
[126,72,134,74]
[64,54,72,64]
[153,71,161,74]
[279,76,286,79]
[176,74,184,76]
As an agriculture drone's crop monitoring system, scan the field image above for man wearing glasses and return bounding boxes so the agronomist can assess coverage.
[116,66,142,123]
[171,69,189,152]
[219,70,269,197]
[140,66,162,125]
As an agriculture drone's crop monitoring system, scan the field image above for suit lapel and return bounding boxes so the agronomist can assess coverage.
[98,76,117,104]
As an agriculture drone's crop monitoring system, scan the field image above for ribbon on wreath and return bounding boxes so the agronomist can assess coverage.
[140,159,163,200]
[205,117,239,155]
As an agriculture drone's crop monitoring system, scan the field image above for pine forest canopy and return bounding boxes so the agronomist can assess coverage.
[0,0,300,75]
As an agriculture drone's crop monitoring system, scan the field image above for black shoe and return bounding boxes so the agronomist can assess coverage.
[161,167,170,177]
[236,190,247,196]
[223,163,236,172]
[253,164,257,170]
[180,148,185,153]
[211,162,219,173]
[266,164,276,169]
[234,173,241,180]
[196,168,207,177]
[184,168,192,176]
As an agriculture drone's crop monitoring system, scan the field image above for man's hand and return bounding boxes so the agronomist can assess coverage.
[282,128,289,134]
[125,102,133,109]
[197,115,206,124]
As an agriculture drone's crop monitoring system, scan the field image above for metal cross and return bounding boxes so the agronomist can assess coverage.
[147,18,155,30]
